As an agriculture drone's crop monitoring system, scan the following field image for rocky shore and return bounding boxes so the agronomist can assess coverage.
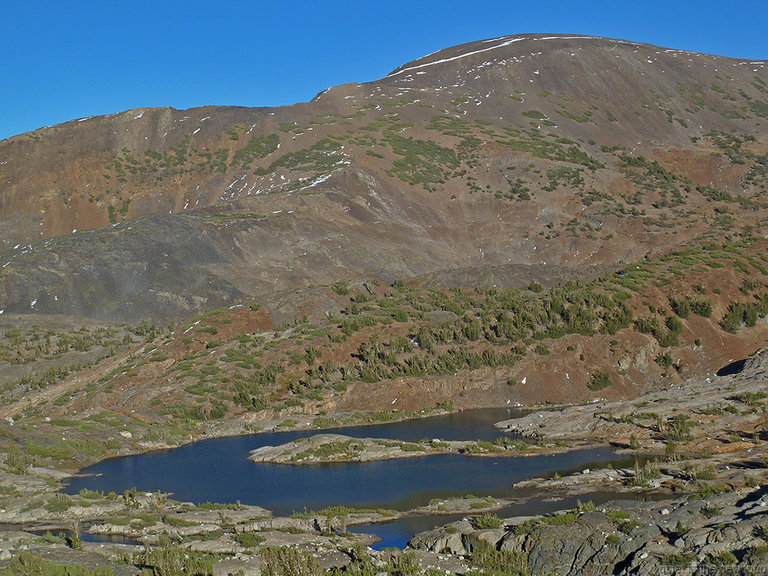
[0,352,767,574]
[1,455,765,575]
[494,348,768,471]
[409,484,768,575]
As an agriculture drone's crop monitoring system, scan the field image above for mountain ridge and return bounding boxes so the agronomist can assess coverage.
[1,34,767,322]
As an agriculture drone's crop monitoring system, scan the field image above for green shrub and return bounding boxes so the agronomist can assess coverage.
[701,505,720,518]
[588,371,612,391]
[605,510,630,522]
[721,300,760,332]
[4,449,35,474]
[39,531,67,544]
[231,133,280,169]
[669,297,690,318]
[545,511,578,525]
[259,546,322,576]
[665,315,683,334]
[707,550,738,565]
[470,538,528,575]
[79,488,104,500]
[136,539,214,576]
[471,512,503,529]
[666,414,695,442]
[233,532,266,547]
[655,351,674,368]
[331,281,349,296]
[162,515,198,528]
[45,495,74,513]
[3,552,116,576]
[25,440,74,461]
[393,309,409,322]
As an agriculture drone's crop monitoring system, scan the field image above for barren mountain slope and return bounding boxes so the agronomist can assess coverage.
[1,34,767,321]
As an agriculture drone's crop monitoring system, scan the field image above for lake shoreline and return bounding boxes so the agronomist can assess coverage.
[2,352,767,574]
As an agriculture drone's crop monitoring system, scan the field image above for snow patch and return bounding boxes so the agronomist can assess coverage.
[296,172,334,192]
[183,320,201,334]
[387,36,530,77]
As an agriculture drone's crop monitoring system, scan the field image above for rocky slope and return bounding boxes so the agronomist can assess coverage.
[1,34,767,322]
[3,34,766,442]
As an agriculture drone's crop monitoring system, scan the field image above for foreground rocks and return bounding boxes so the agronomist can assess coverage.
[409,484,768,575]
[2,477,767,575]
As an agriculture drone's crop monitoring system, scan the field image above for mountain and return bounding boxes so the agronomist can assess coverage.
[1,32,768,432]
[1,33,767,323]
[3,34,768,576]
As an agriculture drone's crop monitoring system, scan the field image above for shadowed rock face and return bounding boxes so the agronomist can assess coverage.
[0,214,245,320]
[1,34,767,321]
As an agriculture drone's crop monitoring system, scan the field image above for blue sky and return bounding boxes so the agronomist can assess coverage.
[1,0,765,141]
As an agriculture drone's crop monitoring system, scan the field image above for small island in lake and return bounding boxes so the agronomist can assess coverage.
[248,433,540,464]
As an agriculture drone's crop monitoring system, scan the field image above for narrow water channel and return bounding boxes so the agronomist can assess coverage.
[349,492,660,550]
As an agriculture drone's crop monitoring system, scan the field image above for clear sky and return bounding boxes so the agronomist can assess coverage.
[1,0,765,141]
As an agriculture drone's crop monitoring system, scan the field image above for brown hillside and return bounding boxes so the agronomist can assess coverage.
[1,34,767,322]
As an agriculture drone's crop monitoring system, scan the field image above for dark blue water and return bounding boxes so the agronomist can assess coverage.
[64,409,627,517]
[30,529,138,546]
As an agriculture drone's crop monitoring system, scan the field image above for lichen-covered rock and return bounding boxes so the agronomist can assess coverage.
[408,520,475,555]
[410,486,768,576]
